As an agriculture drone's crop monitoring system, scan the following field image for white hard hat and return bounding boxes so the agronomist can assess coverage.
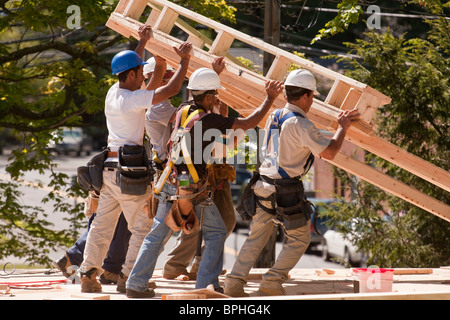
[285,69,319,95]
[144,58,175,78]
[143,57,156,77]
[187,68,225,91]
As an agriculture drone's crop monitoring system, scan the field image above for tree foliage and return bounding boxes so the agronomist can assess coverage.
[323,0,450,267]
[0,0,236,266]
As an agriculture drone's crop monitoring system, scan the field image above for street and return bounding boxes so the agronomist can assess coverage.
[0,152,343,271]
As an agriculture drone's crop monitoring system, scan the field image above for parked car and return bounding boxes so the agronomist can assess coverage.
[321,222,366,267]
[308,198,338,250]
[48,127,93,156]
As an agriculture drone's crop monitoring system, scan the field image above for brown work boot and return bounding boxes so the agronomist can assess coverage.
[126,288,155,299]
[99,271,120,284]
[53,254,73,278]
[117,273,156,293]
[80,269,102,293]
[224,276,249,297]
[255,285,286,296]
[163,269,196,280]
[116,272,127,293]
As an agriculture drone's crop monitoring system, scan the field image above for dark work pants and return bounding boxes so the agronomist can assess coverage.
[66,213,131,273]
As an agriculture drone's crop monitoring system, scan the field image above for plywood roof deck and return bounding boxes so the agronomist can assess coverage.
[1,268,450,300]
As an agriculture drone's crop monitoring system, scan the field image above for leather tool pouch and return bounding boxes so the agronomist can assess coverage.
[165,200,199,234]
[274,179,311,230]
[77,149,109,193]
[116,145,152,195]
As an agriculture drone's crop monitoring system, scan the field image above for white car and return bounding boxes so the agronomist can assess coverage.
[321,228,366,267]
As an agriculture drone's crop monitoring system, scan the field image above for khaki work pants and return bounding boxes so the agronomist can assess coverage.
[163,182,236,276]
[225,186,310,291]
[81,168,153,277]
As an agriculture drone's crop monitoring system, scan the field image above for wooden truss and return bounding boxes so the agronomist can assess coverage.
[106,0,450,222]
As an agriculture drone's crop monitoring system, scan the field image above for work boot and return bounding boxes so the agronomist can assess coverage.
[117,273,156,294]
[126,288,155,299]
[163,269,196,280]
[223,276,249,297]
[53,254,72,278]
[116,272,127,293]
[99,271,120,284]
[255,285,286,296]
[80,268,102,293]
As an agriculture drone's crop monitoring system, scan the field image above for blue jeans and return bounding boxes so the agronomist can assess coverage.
[126,183,227,291]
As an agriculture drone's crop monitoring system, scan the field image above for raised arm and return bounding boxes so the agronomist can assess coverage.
[232,81,284,131]
[134,25,152,58]
[152,42,192,105]
[318,108,360,160]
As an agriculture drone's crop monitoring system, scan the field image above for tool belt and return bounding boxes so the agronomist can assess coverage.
[77,148,109,193]
[269,176,312,230]
[238,173,312,230]
[116,145,152,196]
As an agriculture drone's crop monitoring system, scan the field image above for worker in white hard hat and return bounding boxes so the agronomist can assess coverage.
[162,57,238,282]
[79,23,192,295]
[143,57,177,169]
[224,69,360,297]
[125,61,283,297]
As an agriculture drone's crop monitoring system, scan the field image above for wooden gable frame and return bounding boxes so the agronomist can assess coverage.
[106,0,450,222]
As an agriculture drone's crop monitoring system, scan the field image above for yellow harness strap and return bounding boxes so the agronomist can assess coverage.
[179,106,205,184]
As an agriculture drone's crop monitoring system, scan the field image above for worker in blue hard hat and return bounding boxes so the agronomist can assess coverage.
[79,23,192,294]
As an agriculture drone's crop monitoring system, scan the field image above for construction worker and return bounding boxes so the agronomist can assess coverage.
[79,23,192,293]
[143,57,177,172]
[224,69,360,297]
[125,67,283,298]
[162,57,237,281]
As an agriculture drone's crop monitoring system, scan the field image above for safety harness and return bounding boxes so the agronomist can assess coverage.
[153,104,209,197]
[264,108,315,178]
[168,104,207,183]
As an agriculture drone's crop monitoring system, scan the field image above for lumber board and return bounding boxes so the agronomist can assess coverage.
[70,293,111,300]
[325,152,450,222]
[260,291,450,300]
[393,268,433,275]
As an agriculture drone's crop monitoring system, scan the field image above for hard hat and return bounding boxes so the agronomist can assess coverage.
[144,57,176,78]
[143,57,156,76]
[186,68,225,91]
[111,50,147,75]
[284,69,319,95]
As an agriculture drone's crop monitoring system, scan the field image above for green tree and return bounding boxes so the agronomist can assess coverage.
[0,0,236,266]
[322,1,450,267]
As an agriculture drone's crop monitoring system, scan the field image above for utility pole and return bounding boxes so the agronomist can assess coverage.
[255,0,281,268]
[263,0,281,74]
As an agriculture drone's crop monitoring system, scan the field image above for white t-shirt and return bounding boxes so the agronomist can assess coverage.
[145,99,176,162]
[105,83,155,152]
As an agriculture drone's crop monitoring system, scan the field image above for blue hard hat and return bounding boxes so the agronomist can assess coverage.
[111,50,147,75]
